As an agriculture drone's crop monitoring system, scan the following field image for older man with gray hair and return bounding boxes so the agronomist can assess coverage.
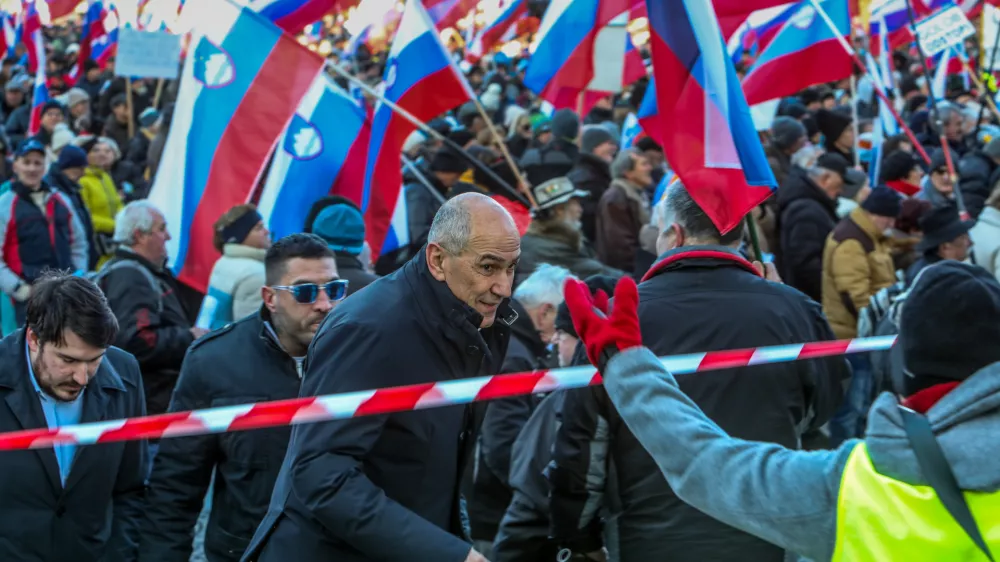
[549,181,848,562]
[595,148,654,272]
[93,200,206,416]
[244,192,519,562]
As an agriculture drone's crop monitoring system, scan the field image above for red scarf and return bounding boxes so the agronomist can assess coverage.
[901,382,961,414]
[886,180,921,197]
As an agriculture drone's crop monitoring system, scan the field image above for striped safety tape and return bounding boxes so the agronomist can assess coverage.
[0,336,897,450]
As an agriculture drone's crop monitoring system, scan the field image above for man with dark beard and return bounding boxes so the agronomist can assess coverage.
[140,234,343,562]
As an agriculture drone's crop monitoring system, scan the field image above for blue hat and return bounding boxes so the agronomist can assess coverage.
[56,145,87,170]
[312,204,365,255]
[16,139,45,158]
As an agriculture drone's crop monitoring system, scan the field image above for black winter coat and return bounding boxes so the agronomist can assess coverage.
[957,150,999,220]
[242,251,515,562]
[140,311,301,562]
[0,331,148,562]
[45,167,100,270]
[567,153,612,245]
[336,254,379,297]
[468,299,552,541]
[98,248,195,415]
[776,168,839,302]
[548,246,849,562]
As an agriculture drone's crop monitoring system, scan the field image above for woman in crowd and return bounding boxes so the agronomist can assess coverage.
[77,136,123,267]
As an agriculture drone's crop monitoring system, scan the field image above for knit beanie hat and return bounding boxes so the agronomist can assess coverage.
[880,150,921,182]
[900,261,1000,395]
[861,185,903,218]
[312,204,366,255]
[550,108,580,142]
[580,125,617,155]
[56,145,87,170]
[771,117,807,151]
[815,108,852,142]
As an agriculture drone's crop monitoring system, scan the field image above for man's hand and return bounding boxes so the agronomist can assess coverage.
[753,260,783,284]
[464,548,490,562]
[189,327,210,339]
[563,277,642,371]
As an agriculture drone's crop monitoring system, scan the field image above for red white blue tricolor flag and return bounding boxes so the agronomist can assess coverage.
[150,0,325,292]
[645,0,777,234]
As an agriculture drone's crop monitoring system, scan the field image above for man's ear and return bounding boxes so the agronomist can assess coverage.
[261,286,277,313]
[426,243,448,282]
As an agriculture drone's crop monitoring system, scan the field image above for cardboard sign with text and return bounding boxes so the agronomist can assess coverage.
[115,27,181,79]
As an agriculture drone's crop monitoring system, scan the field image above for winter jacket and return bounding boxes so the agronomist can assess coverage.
[493,391,566,562]
[821,207,897,339]
[45,168,100,270]
[548,246,849,562]
[335,253,379,297]
[197,244,266,330]
[601,346,1000,562]
[126,128,155,176]
[147,131,168,180]
[765,145,794,187]
[469,299,553,541]
[516,220,625,287]
[112,159,148,201]
[97,247,195,415]
[520,140,579,188]
[242,250,515,562]
[956,150,998,220]
[595,179,650,272]
[79,166,123,238]
[5,103,29,149]
[567,153,612,244]
[140,310,301,562]
[102,117,131,153]
[404,164,448,258]
[0,330,148,562]
[0,180,88,295]
[777,168,840,302]
[972,207,1000,281]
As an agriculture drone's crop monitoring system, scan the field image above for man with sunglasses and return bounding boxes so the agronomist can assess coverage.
[141,234,343,562]
[244,193,519,562]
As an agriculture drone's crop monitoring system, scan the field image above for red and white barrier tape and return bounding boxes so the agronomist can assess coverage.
[0,336,897,451]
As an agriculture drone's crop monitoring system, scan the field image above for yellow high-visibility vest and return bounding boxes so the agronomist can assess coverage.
[832,443,1000,561]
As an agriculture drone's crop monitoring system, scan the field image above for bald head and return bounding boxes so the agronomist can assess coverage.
[428,192,517,255]
[426,192,521,328]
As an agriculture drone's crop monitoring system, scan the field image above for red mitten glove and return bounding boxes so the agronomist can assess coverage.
[563,277,642,371]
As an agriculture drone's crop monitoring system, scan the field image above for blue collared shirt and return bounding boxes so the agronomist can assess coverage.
[26,342,84,486]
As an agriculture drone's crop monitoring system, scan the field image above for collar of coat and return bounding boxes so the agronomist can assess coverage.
[525,218,583,251]
[641,245,762,283]
[223,243,267,262]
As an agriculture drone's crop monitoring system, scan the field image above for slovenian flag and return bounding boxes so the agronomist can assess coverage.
[466,0,526,63]
[423,0,479,30]
[257,73,372,241]
[741,0,853,106]
[360,0,474,258]
[149,0,325,292]
[24,4,48,137]
[644,0,777,234]
[252,0,360,33]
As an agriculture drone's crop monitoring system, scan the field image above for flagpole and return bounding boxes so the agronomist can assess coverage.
[849,75,861,167]
[903,0,968,218]
[806,0,932,166]
[324,61,533,209]
[468,95,539,209]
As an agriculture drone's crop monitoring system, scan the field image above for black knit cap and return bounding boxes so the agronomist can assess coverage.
[554,274,622,338]
[900,261,1000,395]
[880,150,921,183]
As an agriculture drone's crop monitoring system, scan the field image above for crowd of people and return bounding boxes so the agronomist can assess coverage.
[0,7,999,562]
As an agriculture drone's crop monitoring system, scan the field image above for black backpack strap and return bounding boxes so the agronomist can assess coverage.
[899,406,995,561]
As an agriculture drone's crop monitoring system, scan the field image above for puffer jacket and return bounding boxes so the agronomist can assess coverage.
[197,244,267,330]
[79,165,123,239]
[821,207,897,339]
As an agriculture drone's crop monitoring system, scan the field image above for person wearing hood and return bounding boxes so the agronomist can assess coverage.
[816,108,855,164]
[521,108,580,187]
[197,204,271,330]
[308,199,379,297]
[45,145,99,270]
[920,147,961,209]
[777,152,848,302]
[566,260,1000,562]
[468,264,570,559]
[906,204,975,285]
[568,125,619,245]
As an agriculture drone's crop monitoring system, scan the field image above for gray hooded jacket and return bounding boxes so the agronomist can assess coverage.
[601,347,1000,561]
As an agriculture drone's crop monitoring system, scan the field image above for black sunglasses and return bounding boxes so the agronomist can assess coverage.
[272,280,349,304]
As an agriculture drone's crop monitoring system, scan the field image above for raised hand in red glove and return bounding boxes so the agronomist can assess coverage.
[563,276,642,372]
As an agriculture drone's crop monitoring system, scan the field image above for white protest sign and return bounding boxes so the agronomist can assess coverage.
[984,5,1000,71]
[115,27,182,79]
[915,5,976,58]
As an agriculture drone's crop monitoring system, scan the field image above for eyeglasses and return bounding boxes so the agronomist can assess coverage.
[271,280,349,304]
